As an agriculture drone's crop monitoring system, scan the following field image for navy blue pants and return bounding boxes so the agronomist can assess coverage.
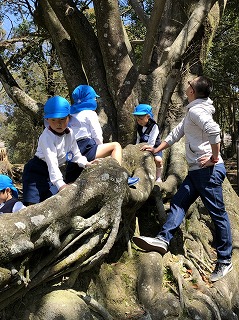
[65,138,97,183]
[157,164,232,263]
[22,156,57,204]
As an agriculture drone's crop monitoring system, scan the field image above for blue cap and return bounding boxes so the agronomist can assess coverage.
[132,104,154,118]
[44,96,70,119]
[72,85,100,103]
[0,175,18,199]
[71,85,99,114]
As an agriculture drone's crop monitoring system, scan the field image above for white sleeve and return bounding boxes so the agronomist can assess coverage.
[38,133,66,190]
[136,133,140,144]
[189,108,221,144]
[12,202,26,213]
[165,118,185,145]
[147,125,160,146]
[87,112,103,145]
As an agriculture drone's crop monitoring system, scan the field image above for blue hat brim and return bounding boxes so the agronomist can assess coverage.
[132,111,148,115]
[44,112,69,119]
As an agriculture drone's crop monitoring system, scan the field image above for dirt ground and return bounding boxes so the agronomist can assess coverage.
[225,159,238,194]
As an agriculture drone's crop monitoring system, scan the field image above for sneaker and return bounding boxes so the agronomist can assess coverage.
[210,262,233,282]
[133,236,168,254]
[128,177,139,186]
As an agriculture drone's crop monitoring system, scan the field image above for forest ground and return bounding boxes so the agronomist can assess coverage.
[225,158,238,194]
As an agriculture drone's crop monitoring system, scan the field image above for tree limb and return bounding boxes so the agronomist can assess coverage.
[129,0,149,26]
[154,0,217,77]
[139,0,167,74]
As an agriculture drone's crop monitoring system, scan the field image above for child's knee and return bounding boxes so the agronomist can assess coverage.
[114,142,122,150]
[155,157,163,167]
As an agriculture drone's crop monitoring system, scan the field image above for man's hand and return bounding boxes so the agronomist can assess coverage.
[140,145,155,153]
[198,156,216,168]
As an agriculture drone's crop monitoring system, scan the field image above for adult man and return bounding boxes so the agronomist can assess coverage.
[133,76,233,282]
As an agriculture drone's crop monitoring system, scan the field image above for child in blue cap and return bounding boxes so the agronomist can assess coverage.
[66,84,139,186]
[132,104,163,182]
[22,96,98,205]
[0,174,25,213]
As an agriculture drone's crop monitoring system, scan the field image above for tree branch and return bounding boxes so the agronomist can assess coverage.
[153,0,217,77]
[139,0,167,74]
[129,0,149,26]
[0,55,42,122]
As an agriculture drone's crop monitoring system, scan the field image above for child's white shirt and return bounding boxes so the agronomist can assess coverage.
[136,124,159,146]
[12,202,26,212]
[35,127,88,189]
[69,110,103,145]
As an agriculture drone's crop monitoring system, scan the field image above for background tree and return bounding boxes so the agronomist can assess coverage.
[204,0,239,157]
[0,1,69,162]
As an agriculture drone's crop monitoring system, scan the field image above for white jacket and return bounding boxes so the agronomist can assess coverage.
[165,98,223,171]
[69,110,103,145]
[35,127,88,189]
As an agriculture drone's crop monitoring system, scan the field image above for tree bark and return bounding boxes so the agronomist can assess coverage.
[36,0,87,96]
[93,0,139,146]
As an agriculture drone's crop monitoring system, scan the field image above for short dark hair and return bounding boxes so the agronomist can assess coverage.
[0,188,12,195]
[193,76,213,98]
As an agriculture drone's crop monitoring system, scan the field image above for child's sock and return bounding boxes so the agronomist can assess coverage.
[156,166,163,182]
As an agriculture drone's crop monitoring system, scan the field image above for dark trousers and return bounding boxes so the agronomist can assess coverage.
[22,156,55,204]
[158,164,232,263]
